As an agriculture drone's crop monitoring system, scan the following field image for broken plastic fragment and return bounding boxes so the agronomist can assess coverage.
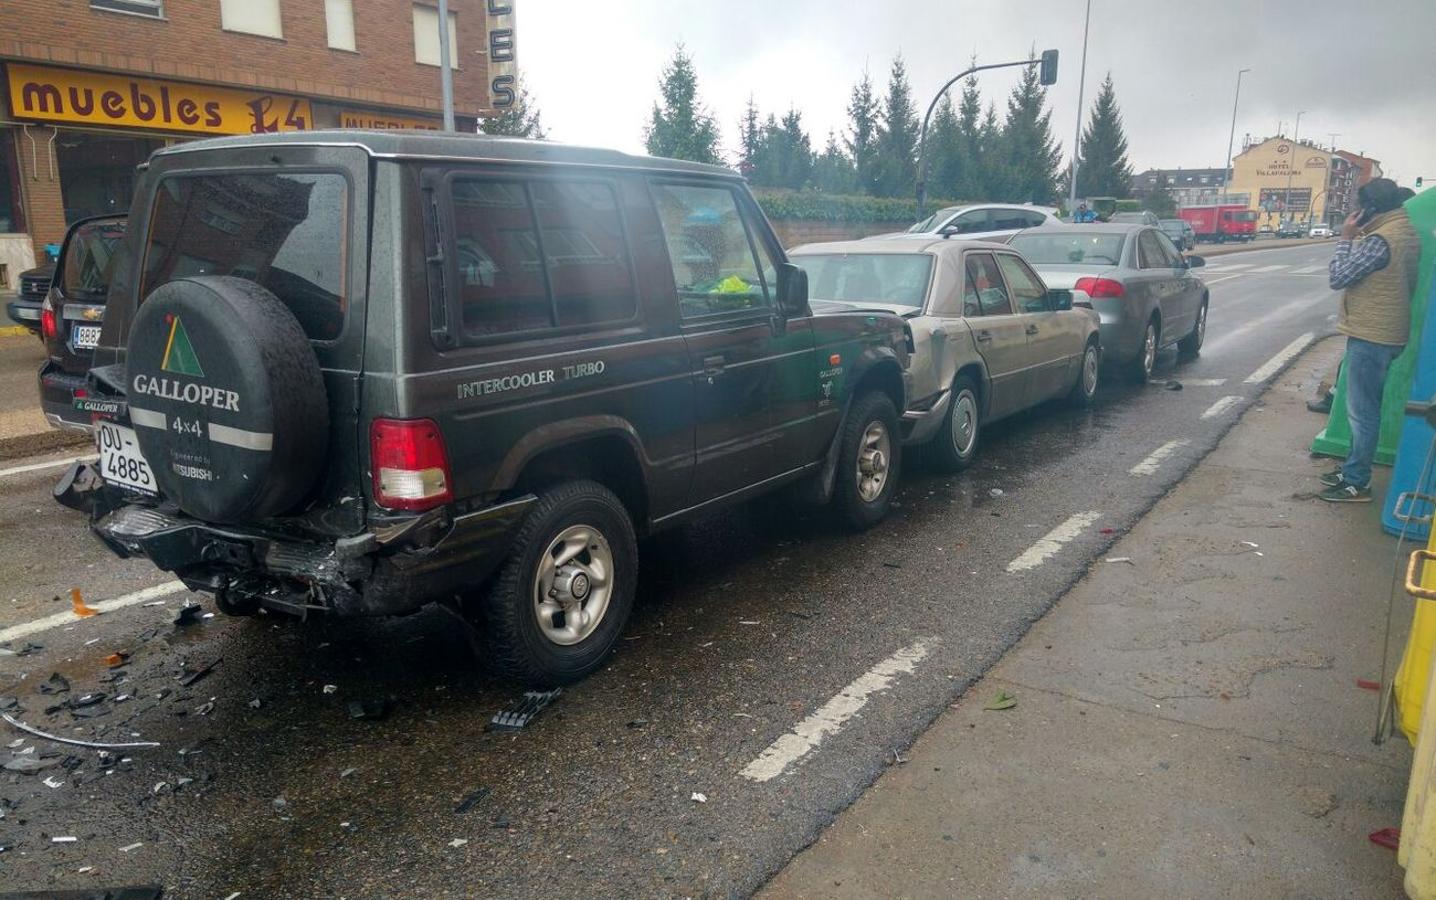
[454,787,490,814]
[691,792,707,803]
[38,672,71,695]
[3,713,160,749]
[51,836,78,843]
[448,838,468,849]
[322,684,338,695]
[70,587,98,618]
[487,689,561,732]
[173,603,203,626]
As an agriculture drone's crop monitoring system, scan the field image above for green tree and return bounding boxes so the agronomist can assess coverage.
[643,45,722,164]
[924,94,963,202]
[1074,73,1133,198]
[737,95,763,179]
[771,109,814,190]
[977,102,1011,201]
[997,55,1063,203]
[812,131,855,194]
[875,56,920,198]
[1144,172,1176,216]
[479,76,545,138]
[954,74,985,200]
[845,70,881,196]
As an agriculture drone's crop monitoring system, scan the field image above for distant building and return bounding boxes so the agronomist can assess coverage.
[1329,151,1384,224]
[1227,136,1381,227]
[1132,167,1237,208]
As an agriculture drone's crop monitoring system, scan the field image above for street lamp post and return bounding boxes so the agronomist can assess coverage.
[1066,0,1092,217]
[436,0,456,131]
[1284,110,1306,222]
[1220,67,1250,204]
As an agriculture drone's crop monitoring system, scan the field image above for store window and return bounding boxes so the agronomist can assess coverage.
[91,0,164,17]
[413,4,459,68]
[221,0,282,39]
[0,131,24,234]
[57,133,164,223]
[326,0,356,51]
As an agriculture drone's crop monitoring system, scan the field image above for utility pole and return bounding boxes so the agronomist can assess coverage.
[1283,110,1305,222]
[437,0,456,131]
[1327,132,1341,152]
[1220,68,1249,204]
[1066,0,1092,216]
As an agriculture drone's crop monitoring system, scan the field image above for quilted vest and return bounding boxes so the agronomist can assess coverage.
[1338,207,1419,347]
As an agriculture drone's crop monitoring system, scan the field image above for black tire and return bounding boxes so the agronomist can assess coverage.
[1068,340,1101,407]
[833,391,902,530]
[1179,298,1208,357]
[929,374,981,472]
[125,276,328,523]
[1128,318,1159,383]
[480,479,637,687]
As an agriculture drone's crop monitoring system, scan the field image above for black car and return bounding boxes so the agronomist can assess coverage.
[57,130,911,686]
[1157,218,1195,251]
[38,215,127,430]
[6,262,55,333]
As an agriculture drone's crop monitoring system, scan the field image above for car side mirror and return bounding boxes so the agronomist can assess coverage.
[1185,255,1205,269]
[1049,289,1074,311]
[1069,289,1094,309]
[776,262,809,316]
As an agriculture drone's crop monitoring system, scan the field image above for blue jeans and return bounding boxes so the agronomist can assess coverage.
[1341,337,1405,488]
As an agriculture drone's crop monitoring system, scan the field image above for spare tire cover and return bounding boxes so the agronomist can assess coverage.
[126,276,329,523]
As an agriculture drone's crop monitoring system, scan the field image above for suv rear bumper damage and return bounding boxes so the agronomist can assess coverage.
[68,464,535,618]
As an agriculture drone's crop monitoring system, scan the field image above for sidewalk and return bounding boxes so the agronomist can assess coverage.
[761,337,1414,899]
[0,332,87,459]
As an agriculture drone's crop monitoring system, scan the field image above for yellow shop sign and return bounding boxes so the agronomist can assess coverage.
[6,63,313,136]
[339,110,439,130]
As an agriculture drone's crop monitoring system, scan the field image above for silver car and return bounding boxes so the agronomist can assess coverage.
[871,203,1062,243]
[791,238,1101,471]
[1008,224,1208,382]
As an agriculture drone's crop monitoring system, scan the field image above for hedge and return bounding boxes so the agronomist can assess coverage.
[753,189,963,224]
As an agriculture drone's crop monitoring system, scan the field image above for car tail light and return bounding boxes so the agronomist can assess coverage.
[370,418,454,511]
[1073,277,1125,299]
[40,306,58,342]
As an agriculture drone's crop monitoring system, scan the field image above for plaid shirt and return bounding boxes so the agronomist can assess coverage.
[1329,234,1391,290]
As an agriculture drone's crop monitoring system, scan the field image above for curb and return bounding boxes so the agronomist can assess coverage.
[0,427,90,462]
[0,325,33,337]
[1196,237,1331,258]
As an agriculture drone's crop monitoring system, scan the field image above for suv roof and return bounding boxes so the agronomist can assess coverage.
[149,128,739,180]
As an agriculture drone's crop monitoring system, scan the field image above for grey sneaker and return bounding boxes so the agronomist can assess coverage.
[1319,469,1344,487]
[1320,482,1371,503]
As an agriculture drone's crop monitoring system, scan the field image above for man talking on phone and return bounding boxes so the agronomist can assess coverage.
[1319,178,1420,502]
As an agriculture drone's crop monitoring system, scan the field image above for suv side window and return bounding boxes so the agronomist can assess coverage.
[447,176,636,340]
[963,252,1013,317]
[995,253,1050,313]
[650,182,769,318]
[949,209,991,234]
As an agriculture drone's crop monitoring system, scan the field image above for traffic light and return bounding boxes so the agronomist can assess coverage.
[1039,49,1059,86]
[1418,176,1425,188]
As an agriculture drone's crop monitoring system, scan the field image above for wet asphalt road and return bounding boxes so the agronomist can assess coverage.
[0,241,1340,898]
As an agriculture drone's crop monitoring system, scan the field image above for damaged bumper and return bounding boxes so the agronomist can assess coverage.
[64,463,534,617]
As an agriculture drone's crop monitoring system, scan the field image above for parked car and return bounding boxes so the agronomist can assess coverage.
[1158,218,1196,251]
[1308,223,1333,238]
[38,215,127,430]
[1109,210,1160,226]
[875,204,1062,243]
[1276,220,1305,239]
[6,262,55,334]
[56,130,912,687]
[1008,224,1208,382]
[789,238,1101,470]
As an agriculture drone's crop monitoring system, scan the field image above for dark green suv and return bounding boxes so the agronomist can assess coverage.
[57,130,910,685]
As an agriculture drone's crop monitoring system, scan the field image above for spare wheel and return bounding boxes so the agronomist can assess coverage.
[125,276,329,523]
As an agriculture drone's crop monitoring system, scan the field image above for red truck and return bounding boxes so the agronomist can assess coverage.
[1178,204,1259,243]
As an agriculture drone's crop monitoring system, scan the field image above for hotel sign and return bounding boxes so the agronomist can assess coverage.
[6,63,313,135]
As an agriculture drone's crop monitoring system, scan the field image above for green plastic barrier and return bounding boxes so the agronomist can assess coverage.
[1311,188,1436,463]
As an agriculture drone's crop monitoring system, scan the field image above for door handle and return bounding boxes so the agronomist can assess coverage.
[975,330,993,343]
[702,354,726,376]
[1025,324,1039,335]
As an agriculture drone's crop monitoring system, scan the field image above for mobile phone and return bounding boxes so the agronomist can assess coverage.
[1356,204,1378,226]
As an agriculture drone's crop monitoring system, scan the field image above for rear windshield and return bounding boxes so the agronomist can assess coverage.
[797,253,934,310]
[1009,233,1126,266]
[62,217,127,301]
[139,172,349,341]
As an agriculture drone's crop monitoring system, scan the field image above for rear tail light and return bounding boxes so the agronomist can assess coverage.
[1073,277,1125,299]
[40,305,58,342]
[370,418,454,511]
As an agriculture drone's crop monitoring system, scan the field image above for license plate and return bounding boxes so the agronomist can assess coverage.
[96,421,156,495]
[72,324,101,350]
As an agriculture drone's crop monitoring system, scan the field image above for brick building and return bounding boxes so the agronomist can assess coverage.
[0,0,514,287]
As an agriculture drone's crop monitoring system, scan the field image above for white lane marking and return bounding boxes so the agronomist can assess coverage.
[1204,263,1254,272]
[1245,332,1315,384]
[1292,264,1327,274]
[1203,297,1323,352]
[0,581,187,645]
[1198,274,1243,287]
[1248,264,1290,273]
[1202,396,1243,419]
[0,454,95,480]
[1129,440,1190,476]
[1006,511,1102,574]
[1182,378,1228,387]
[739,637,936,782]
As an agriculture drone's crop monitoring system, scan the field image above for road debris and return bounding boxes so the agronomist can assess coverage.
[691,792,707,803]
[71,587,99,617]
[1105,557,1135,565]
[195,701,215,716]
[176,657,221,687]
[119,842,144,852]
[983,691,1018,711]
[1370,827,1400,850]
[1164,380,1183,391]
[626,718,649,729]
[1357,679,1381,692]
[42,775,65,788]
[488,689,561,732]
[882,561,903,569]
[448,838,469,849]
[454,787,491,814]
[3,712,161,749]
[322,684,338,695]
[105,652,130,668]
[173,602,203,626]
[51,836,78,843]
[339,767,358,778]
[738,619,760,626]
[4,754,58,772]
[38,672,71,695]
[346,698,390,720]
[988,488,1005,497]
[889,749,906,766]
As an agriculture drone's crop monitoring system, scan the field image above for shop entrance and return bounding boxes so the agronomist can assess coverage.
[57,131,165,222]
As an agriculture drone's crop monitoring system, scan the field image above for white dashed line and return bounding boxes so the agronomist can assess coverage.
[1201,396,1243,420]
[1005,511,1102,574]
[0,581,187,645]
[739,637,936,782]
[1129,440,1189,476]
[1245,332,1315,383]
[1203,263,1254,272]
[1249,264,1290,273]
[1291,264,1328,274]
[0,454,94,480]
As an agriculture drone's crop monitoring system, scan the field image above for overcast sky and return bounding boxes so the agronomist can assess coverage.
[515,0,1435,185]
